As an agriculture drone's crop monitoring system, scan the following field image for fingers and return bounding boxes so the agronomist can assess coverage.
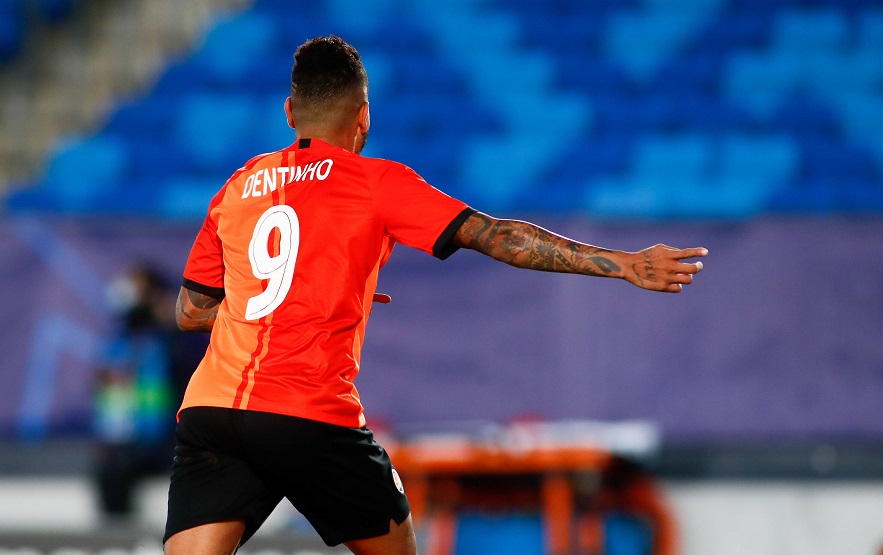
[672,247,709,260]
[671,247,707,276]
[665,248,707,291]
[658,274,691,293]
[630,245,707,293]
[671,272,694,284]
[676,260,704,274]
[667,258,703,291]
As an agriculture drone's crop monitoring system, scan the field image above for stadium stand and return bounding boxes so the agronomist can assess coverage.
[2,6,883,553]
[0,0,77,62]
[3,0,882,217]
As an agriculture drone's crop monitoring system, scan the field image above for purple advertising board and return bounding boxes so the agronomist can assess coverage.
[0,215,881,442]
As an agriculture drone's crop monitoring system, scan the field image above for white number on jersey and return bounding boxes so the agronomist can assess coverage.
[245,205,299,320]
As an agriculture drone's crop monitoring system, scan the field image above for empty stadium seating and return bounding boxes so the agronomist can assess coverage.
[0,0,76,61]
[5,0,883,218]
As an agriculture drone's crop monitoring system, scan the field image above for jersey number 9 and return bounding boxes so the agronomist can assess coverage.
[245,205,300,320]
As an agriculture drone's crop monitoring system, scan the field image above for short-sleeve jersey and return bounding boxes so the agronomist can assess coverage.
[180,138,473,428]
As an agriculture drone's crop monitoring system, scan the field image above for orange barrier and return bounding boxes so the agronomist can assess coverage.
[390,440,677,555]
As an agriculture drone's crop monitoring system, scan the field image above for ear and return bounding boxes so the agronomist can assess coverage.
[284,97,296,129]
[357,102,370,134]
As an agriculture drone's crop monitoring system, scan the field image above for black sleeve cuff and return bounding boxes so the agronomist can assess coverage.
[182,278,225,300]
[432,207,476,260]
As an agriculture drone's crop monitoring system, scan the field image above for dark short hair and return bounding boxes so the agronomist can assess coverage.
[290,35,367,107]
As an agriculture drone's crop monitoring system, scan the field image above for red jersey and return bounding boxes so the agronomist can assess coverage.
[180,138,473,428]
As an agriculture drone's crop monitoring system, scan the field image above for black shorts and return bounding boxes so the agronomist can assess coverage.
[164,407,410,547]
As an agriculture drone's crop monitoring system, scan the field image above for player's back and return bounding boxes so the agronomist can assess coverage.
[183,139,395,427]
[180,138,470,428]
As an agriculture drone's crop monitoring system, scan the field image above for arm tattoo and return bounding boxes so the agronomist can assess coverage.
[631,250,658,287]
[591,256,620,274]
[176,288,220,332]
[454,212,621,277]
[188,288,220,309]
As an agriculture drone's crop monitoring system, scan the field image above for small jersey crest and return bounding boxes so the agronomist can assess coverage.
[391,468,404,494]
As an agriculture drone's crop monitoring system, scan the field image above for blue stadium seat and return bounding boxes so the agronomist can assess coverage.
[592,96,638,133]
[387,136,460,186]
[773,9,849,52]
[771,99,840,135]
[858,10,883,51]
[246,94,296,154]
[392,55,469,97]
[364,20,435,54]
[632,135,710,179]
[605,12,683,83]
[518,12,605,51]
[237,53,291,96]
[729,0,785,13]
[835,93,883,142]
[555,55,629,93]
[0,0,24,62]
[768,179,843,212]
[804,52,882,98]
[719,134,798,183]
[38,135,130,212]
[800,137,879,181]
[606,9,724,83]
[172,93,258,172]
[33,0,74,22]
[152,59,218,96]
[356,49,395,97]
[542,135,633,206]
[193,12,278,91]
[534,0,637,13]
[842,180,883,211]
[513,182,584,213]
[123,135,191,178]
[654,52,723,93]
[673,95,748,133]
[597,95,682,133]
[581,134,632,175]
[583,175,666,218]
[105,97,176,137]
[267,11,342,47]
[725,52,800,118]
[698,12,769,50]
[644,0,726,10]
[156,176,225,219]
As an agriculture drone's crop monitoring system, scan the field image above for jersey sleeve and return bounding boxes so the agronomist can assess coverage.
[374,162,475,259]
[182,188,227,299]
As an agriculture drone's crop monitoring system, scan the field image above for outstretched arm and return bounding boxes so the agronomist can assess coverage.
[175,286,221,331]
[451,211,707,293]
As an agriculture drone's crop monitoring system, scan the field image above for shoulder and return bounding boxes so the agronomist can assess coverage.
[216,150,280,195]
[359,154,408,170]
[235,148,288,175]
[215,147,295,203]
[359,155,424,183]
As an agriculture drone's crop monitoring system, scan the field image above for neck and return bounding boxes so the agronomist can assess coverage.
[295,127,357,153]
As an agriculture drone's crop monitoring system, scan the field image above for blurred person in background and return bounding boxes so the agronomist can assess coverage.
[93,264,180,520]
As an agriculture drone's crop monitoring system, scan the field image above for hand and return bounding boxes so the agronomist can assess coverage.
[623,245,708,293]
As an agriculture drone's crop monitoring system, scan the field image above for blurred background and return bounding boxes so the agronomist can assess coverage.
[0,0,882,553]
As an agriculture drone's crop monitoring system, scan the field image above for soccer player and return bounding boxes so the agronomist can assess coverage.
[163,35,707,555]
